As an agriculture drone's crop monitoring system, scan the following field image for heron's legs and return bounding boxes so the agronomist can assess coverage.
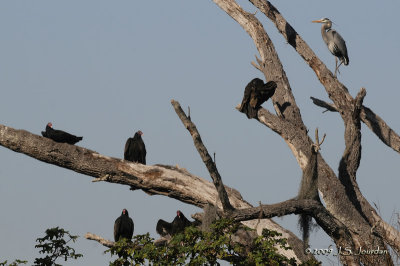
[334,57,344,77]
[334,57,338,77]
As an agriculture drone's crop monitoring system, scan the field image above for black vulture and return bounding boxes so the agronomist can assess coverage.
[156,210,193,237]
[124,130,146,164]
[114,209,134,242]
[239,78,277,119]
[41,122,83,144]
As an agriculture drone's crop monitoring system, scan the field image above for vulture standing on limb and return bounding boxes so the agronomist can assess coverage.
[124,130,146,164]
[156,210,193,237]
[41,122,83,144]
[114,209,134,242]
[239,78,277,119]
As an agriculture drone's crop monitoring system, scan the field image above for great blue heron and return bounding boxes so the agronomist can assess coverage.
[312,18,349,76]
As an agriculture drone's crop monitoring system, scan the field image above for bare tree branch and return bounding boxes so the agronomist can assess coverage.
[171,99,234,212]
[213,0,304,127]
[85,233,114,248]
[229,199,350,240]
[310,97,338,113]
[0,124,248,209]
[85,232,173,249]
[311,96,400,154]
[360,106,400,153]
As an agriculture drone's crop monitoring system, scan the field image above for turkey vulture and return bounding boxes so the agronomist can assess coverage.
[114,209,134,242]
[41,122,83,144]
[156,210,193,237]
[239,78,277,119]
[124,130,146,164]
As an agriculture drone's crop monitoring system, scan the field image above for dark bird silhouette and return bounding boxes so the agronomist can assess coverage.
[156,210,193,237]
[239,78,277,119]
[124,130,146,164]
[41,122,83,144]
[114,209,134,242]
[312,18,349,76]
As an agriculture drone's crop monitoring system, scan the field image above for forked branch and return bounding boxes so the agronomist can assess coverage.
[311,128,326,153]
[311,96,400,154]
[339,88,366,182]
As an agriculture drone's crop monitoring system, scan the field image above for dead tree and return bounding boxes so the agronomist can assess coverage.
[1,1,400,265]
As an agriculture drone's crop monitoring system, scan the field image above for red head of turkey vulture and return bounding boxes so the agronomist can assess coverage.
[239,78,277,119]
[41,122,83,144]
[114,209,134,242]
[156,210,193,237]
[124,130,146,164]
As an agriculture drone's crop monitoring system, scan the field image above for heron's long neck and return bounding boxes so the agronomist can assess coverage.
[321,23,331,45]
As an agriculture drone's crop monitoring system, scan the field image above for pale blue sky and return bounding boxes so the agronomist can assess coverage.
[1,1,399,265]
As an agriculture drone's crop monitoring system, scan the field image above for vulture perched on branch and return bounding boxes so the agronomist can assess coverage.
[114,209,134,242]
[124,130,146,164]
[239,78,277,119]
[41,122,83,144]
[156,210,193,237]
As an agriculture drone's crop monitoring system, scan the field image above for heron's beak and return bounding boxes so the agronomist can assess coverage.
[312,20,322,23]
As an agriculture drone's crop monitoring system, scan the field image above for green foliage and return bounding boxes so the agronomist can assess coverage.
[0,260,27,266]
[243,228,297,265]
[106,218,303,265]
[33,227,83,266]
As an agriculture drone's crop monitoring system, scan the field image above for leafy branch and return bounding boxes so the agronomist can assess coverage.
[106,218,319,265]
[33,227,83,266]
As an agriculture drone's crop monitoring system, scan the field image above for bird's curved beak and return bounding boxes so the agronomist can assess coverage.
[312,19,322,23]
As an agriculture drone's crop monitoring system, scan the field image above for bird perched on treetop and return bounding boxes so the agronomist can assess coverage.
[239,78,277,119]
[124,130,146,164]
[312,18,349,77]
[156,210,193,237]
[41,122,83,145]
[114,209,134,242]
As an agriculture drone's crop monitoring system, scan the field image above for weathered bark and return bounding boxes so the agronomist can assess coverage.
[212,0,399,264]
[0,123,306,262]
[85,233,114,248]
[371,212,400,256]
[0,124,248,209]
[338,88,365,213]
